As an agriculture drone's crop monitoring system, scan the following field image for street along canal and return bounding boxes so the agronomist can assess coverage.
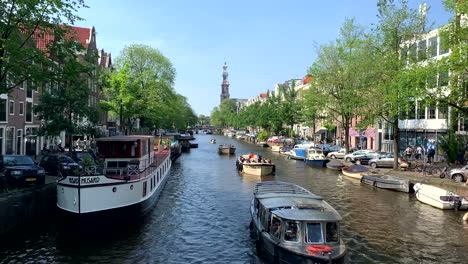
[0,134,467,263]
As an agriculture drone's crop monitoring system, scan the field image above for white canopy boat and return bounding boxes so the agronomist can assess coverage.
[236,154,275,176]
[413,183,468,210]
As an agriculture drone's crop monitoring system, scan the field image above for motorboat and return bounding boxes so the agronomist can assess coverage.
[326,159,344,171]
[341,165,368,180]
[236,154,275,176]
[257,141,269,147]
[361,174,411,193]
[413,183,468,210]
[218,144,236,155]
[271,143,283,152]
[287,148,307,160]
[57,136,172,216]
[304,148,329,167]
[210,139,216,144]
[250,181,346,264]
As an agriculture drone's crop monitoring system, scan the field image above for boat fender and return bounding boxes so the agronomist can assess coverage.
[306,245,333,255]
[456,200,462,210]
[360,177,364,183]
[373,181,377,187]
[272,165,276,173]
[463,212,468,221]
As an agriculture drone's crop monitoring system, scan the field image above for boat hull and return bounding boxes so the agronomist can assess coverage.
[341,168,363,180]
[271,145,282,152]
[239,163,274,176]
[326,164,343,171]
[304,159,329,167]
[57,155,171,215]
[361,174,410,193]
[218,147,236,155]
[414,183,468,210]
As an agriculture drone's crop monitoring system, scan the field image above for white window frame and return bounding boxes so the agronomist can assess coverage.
[9,100,14,115]
[19,102,24,116]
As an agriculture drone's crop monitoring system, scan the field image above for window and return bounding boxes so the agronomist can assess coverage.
[326,222,339,243]
[438,104,448,119]
[34,104,38,116]
[438,72,449,87]
[427,104,436,119]
[16,129,22,155]
[400,47,408,63]
[5,127,14,154]
[305,223,323,244]
[439,35,449,55]
[0,98,7,122]
[384,124,394,141]
[407,100,416,119]
[417,101,426,119]
[284,222,299,242]
[0,128,3,154]
[427,74,437,88]
[26,81,33,98]
[417,40,427,61]
[269,216,282,239]
[20,81,25,90]
[9,101,14,115]
[408,44,417,63]
[19,102,24,115]
[429,37,438,57]
[26,102,32,122]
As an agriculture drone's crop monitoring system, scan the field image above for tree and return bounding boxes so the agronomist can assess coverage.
[0,0,87,93]
[279,81,300,137]
[307,18,377,153]
[371,0,427,168]
[35,44,99,152]
[298,84,323,141]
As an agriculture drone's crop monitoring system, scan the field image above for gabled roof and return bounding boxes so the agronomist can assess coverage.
[260,93,267,98]
[34,25,91,51]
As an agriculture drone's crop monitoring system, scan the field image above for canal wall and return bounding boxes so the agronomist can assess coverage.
[0,182,57,236]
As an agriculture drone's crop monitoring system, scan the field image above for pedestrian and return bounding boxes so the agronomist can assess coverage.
[405,145,413,159]
[416,145,423,160]
[427,147,436,163]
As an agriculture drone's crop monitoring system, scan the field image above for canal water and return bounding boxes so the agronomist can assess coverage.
[1,134,467,263]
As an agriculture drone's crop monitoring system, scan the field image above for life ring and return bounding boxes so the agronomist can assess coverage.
[306,245,332,253]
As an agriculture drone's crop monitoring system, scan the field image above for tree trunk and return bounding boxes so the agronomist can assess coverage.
[343,116,350,153]
[119,101,124,134]
[393,119,399,170]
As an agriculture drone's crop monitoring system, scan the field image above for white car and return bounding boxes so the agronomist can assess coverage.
[344,150,374,162]
[327,148,346,159]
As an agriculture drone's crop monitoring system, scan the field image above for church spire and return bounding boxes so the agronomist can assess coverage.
[220,62,230,103]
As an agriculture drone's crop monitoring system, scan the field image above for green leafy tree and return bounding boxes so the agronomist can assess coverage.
[0,0,87,93]
[371,0,427,168]
[307,18,377,153]
[279,81,300,137]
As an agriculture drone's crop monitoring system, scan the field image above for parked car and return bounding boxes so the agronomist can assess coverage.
[0,155,46,185]
[353,152,379,165]
[316,144,341,156]
[448,165,468,182]
[344,150,374,162]
[368,153,402,168]
[327,148,346,159]
[39,154,81,176]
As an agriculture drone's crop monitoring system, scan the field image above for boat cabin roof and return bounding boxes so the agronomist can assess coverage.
[259,196,323,209]
[96,135,154,142]
[273,208,341,221]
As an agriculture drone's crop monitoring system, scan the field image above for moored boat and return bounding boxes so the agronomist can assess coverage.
[210,138,216,144]
[361,174,411,193]
[257,141,269,147]
[250,181,346,264]
[57,135,172,217]
[271,143,283,152]
[236,154,275,176]
[304,148,329,167]
[218,144,236,155]
[341,165,368,180]
[413,183,468,210]
[287,148,307,160]
[326,159,344,171]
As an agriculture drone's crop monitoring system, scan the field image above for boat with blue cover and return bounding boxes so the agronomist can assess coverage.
[304,148,329,167]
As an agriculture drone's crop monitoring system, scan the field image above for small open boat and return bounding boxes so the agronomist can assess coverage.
[210,139,216,144]
[218,144,236,155]
[326,159,344,171]
[236,154,275,176]
[341,165,368,180]
[271,143,283,152]
[361,174,411,193]
[250,181,347,264]
[413,183,468,210]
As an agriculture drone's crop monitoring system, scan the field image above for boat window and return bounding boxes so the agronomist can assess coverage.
[305,223,323,244]
[284,222,299,242]
[269,216,282,239]
[326,222,339,242]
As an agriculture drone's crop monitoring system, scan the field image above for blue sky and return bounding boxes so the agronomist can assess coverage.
[76,0,453,116]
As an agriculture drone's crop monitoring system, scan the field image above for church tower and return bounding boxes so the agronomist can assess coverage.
[220,62,230,103]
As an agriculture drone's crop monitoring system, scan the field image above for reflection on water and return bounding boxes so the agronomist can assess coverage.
[0,134,467,263]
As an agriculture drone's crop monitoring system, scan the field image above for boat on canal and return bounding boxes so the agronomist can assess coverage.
[236,154,275,176]
[250,181,346,264]
[326,159,344,171]
[57,135,172,217]
[210,139,216,144]
[287,148,307,160]
[413,183,468,210]
[341,165,368,180]
[304,148,329,167]
[271,143,283,152]
[361,174,411,193]
[218,144,236,155]
[257,141,269,147]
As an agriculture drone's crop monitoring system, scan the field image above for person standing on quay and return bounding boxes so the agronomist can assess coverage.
[416,145,423,160]
[427,147,436,163]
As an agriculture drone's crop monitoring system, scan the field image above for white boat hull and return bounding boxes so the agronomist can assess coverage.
[271,145,282,152]
[342,168,364,180]
[414,183,468,210]
[242,164,274,176]
[57,155,172,214]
